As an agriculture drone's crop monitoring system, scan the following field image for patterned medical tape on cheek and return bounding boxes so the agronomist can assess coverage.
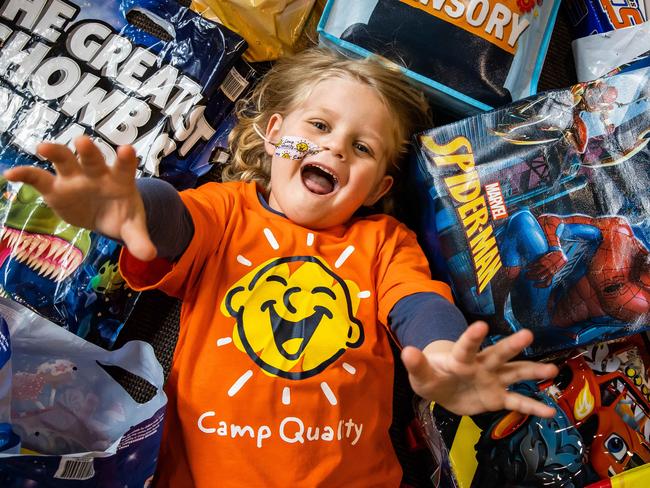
[253,124,322,160]
[274,136,322,160]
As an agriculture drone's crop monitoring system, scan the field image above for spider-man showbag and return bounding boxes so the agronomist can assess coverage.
[411,67,650,356]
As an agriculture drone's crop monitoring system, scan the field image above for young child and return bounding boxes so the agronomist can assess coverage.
[5,48,558,487]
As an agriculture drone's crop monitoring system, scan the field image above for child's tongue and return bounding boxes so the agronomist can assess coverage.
[302,167,334,195]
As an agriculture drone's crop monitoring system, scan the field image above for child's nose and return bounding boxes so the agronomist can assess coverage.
[323,146,343,159]
[320,135,346,159]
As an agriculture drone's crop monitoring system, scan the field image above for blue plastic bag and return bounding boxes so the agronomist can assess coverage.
[318,0,561,114]
[412,67,650,356]
[0,297,167,487]
[0,0,248,185]
[0,0,250,347]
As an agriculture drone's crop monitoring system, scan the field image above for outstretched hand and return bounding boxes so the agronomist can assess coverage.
[402,322,558,418]
[3,137,156,261]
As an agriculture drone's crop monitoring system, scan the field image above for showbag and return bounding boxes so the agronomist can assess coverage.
[191,0,317,62]
[0,297,167,487]
[412,67,650,356]
[0,0,250,346]
[318,0,560,114]
[0,0,248,185]
[417,334,650,487]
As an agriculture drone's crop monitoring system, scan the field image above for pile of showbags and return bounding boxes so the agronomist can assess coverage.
[2,0,650,485]
[411,65,650,486]
[0,0,259,484]
[316,1,650,484]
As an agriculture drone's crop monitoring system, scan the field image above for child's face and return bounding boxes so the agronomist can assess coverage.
[264,77,396,229]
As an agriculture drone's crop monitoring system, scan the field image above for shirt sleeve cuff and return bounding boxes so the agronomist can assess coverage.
[388,292,467,349]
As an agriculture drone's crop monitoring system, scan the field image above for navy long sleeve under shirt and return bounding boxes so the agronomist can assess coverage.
[136,178,467,348]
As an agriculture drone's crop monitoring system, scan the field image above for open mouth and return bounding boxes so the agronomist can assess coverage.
[0,226,84,282]
[261,300,332,360]
[301,164,339,195]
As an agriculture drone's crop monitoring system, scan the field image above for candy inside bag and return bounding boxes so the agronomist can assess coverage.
[5,297,166,454]
[0,298,167,486]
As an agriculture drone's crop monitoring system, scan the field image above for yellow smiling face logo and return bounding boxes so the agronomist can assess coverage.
[221,256,364,380]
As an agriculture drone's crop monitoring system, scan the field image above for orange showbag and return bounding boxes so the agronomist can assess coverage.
[191,0,317,61]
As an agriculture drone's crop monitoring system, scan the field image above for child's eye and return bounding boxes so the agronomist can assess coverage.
[354,142,372,155]
[310,121,328,131]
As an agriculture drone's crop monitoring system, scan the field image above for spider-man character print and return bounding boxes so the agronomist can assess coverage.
[497,209,650,329]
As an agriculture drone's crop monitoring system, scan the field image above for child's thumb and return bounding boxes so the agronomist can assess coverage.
[401,346,431,383]
[121,220,157,261]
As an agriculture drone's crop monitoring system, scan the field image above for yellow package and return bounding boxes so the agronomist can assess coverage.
[191,0,316,61]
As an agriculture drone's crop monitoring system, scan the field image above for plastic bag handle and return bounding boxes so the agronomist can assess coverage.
[126,6,176,40]
[0,298,165,391]
[95,340,165,390]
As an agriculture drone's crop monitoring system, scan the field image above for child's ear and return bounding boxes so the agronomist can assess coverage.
[364,175,394,206]
[264,114,283,157]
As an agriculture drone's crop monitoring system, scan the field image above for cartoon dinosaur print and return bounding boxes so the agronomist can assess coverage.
[0,177,91,282]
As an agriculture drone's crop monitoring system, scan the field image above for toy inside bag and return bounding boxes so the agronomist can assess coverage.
[0,0,252,346]
[0,297,167,487]
[417,333,650,487]
[412,66,650,356]
[318,0,561,114]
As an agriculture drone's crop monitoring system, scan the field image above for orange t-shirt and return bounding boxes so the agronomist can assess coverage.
[120,181,453,487]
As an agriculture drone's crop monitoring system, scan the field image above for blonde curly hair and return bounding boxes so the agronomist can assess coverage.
[223,48,431,213]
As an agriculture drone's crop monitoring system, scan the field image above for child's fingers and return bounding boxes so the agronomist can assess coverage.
[401,346,434,386]
[451,321,488,364]
[481,329,534,370]
[3,166,55,195]
[37,142,81,177]
[498,361,558,385]
[503,391,556,418]
[120,219,157,262]
[75,136,109,177]
[113,145,138,180]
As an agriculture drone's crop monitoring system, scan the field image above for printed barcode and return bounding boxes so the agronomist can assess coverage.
[220,67,249,102]
[54,457,95,480]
